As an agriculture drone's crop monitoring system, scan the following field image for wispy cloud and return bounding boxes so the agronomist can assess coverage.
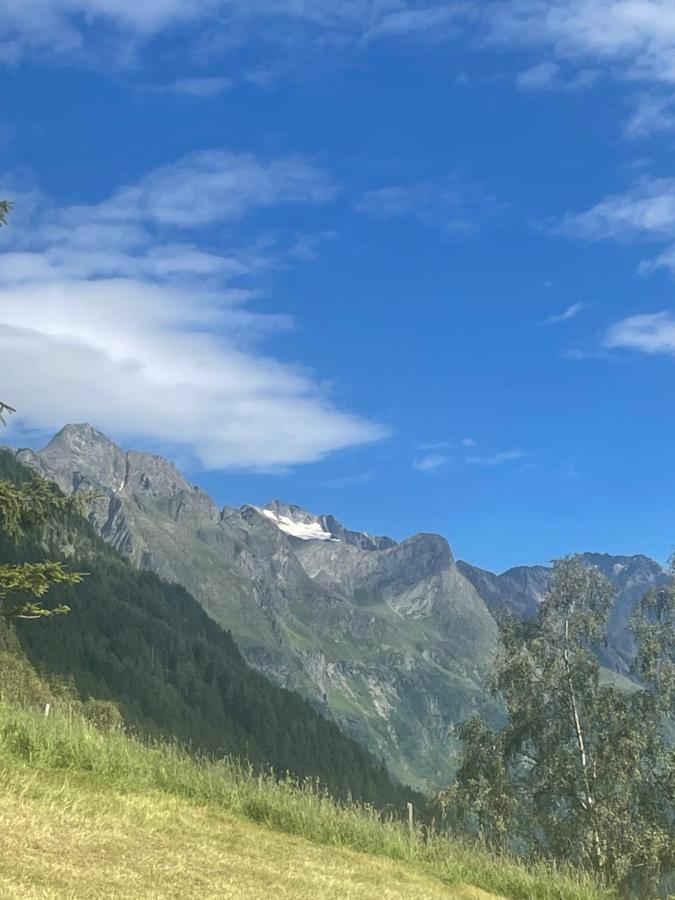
[544,302,584,325]
[5,0,675,111]
[356,175,502,235]
[76,150,337,229]
[515,61,597,91]
[0,153,387,470]
[466,449,524,466]
[605,311,675,355]
[559,177,675,243]
[363,5,469,43]
[153,77,233,98]
[558,177,675,276]
[413,453,452,472]
[624,94,675,139]
[486,0,675,87]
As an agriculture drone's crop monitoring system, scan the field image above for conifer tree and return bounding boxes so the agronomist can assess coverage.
[0,199,85,618]
[0,199,11,227]
[0,476,86,618]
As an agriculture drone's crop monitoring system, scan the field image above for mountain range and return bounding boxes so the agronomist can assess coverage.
[12,424,671,789]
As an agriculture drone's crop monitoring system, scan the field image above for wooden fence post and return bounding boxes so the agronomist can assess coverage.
[44,702,51,718]
[406,802,414,838]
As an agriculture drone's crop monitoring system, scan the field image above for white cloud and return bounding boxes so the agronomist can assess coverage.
[486,0,675,85]
[0,0,404,64]
[624,93,675,139]
[0,153,387,470]
[515,60,561,89]
[559,177,675,242]
[558,177,675,276]
[604,310,675,354]
[413,453,451,472]
[72,150,337,229]
[4,0,675,110]
[461,437,476,447]
[466,449,523,465]
[544,302,584,324]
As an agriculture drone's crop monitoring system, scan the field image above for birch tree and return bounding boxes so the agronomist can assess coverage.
[444,555,674,895]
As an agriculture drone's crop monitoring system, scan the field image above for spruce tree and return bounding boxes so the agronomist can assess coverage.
[0,199,86,617]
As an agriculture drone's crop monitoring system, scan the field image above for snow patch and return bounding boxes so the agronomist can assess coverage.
[260,508,340,542]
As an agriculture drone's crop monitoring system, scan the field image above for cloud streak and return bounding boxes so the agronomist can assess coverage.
[544,302,584,325]
[605,311,675,355]
[356,175,502,235]
[466,449,524,466]
[413,453,452,472]
[558,177,675,277]
[4,0,675,114]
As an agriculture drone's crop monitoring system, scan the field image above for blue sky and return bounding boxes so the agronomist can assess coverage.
[2,1,675,571]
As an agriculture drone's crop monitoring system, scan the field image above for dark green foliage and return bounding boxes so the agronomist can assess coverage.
[0,450,412,809]
[0,199,11,227]
[0,454,87,618]
[445,555,674,896]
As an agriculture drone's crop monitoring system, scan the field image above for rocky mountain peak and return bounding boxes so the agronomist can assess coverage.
[255,500,397,551]
[16,424,217,525]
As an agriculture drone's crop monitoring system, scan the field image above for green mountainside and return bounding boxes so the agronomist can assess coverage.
[14,425,668,792]
[0,449,413,809]
[16,424,500,790]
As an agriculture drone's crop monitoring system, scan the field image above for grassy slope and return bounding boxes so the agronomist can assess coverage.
[0,769,491,900]
[0,702,611,900]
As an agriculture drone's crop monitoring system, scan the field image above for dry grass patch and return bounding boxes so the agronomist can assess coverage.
[0,768,497,900]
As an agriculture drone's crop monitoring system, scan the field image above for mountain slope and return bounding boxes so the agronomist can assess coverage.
[0,448,409,808]
[16,424,500,789]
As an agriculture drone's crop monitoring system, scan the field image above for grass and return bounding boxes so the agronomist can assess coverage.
[0,768,495,900]
[0,702,613,900]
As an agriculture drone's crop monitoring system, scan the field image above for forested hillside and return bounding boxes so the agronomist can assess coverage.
[0,449,413,809]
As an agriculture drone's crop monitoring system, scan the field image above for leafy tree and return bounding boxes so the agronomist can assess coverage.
[443,555,674,895]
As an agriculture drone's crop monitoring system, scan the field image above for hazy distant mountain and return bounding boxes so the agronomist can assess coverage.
[15,424,499,789]
[458,553,671,673]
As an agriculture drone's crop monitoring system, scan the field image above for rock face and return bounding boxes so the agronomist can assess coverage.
[16,424,499,790]
[459,553,671,673]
